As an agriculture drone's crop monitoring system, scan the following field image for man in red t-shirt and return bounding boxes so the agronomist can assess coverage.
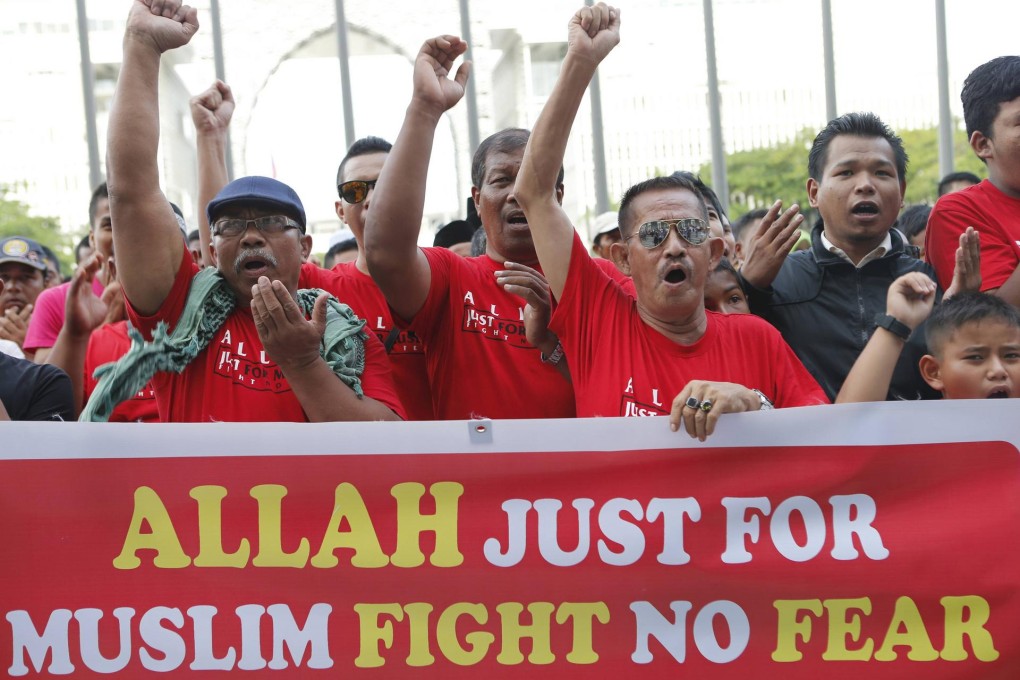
[515,5,827,441]
[927,56,1020,307]
[105,1,402,423]
[364,36,583,420]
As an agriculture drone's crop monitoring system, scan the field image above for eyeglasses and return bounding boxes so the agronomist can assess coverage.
[212,215,301,238]
[628,218,710,249]
[337,179,378,204]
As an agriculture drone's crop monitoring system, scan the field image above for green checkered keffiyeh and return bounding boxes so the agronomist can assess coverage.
[80,268,368,422]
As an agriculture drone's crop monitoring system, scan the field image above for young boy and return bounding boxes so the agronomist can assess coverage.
[837,276,1020,401]
[704,259,750,315]
[926,56,1020,306]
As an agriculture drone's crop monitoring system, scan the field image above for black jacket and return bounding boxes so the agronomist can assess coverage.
[740,225,940,402]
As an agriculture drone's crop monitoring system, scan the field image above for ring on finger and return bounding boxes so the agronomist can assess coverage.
[685,396,701,410]
[700,399,714,413]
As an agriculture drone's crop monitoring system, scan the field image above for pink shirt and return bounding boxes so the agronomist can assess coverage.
[23,278,105,352]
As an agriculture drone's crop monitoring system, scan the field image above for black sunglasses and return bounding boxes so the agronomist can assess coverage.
[627,218,710,249]
[337,179,378,204]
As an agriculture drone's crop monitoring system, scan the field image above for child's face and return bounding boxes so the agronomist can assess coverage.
[921,319,1020,399]
[704,270,750,315]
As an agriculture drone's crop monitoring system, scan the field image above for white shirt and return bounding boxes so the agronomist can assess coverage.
[821,231,892,268]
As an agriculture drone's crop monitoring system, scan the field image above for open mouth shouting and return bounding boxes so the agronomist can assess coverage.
[233,248,279,279]
[505,210,529,229]
[662,262,689,286]
[850,200,881,221]
[986,386,1011,399]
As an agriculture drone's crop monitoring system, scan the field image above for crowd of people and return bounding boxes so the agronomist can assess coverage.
[2,1,1018,435]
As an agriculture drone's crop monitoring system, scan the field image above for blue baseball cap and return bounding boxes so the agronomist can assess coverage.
[206,176,306,231]
[0,236,48,272]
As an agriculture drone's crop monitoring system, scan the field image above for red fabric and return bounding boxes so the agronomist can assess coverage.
[125,252,404,422]
[409,247,575,420]
[926,179,1020,290]
[298,262,434,421]
[84,321,158,423]
[550,234,829,417]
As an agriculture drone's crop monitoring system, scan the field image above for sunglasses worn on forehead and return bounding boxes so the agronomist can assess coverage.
[628,218,710,249]
[212,215,301,238]
[338,179,378,204]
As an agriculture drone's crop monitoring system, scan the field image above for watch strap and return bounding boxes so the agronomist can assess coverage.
[874,313,912,341]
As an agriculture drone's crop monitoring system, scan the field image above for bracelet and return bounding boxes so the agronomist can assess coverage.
[751,388,774,411]
[874,313,912,341]
[541,341,564,366]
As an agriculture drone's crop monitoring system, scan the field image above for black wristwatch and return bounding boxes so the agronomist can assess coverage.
[874,313,912,341]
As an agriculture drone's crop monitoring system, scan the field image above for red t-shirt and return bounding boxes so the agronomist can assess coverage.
[926,179,1020,290]
[297,262,434,421]
[84,320,158,423]
[126,252,404,422]
[550,235,829,417]
[407,247,575,420]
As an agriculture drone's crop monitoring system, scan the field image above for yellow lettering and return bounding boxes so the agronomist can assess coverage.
[821,598,873,660]
[113,486,191,569]
[390,482,463,568]
[437,603,493,666]
[311,483,388,568]
[190,485,250,567]
[874,596,938,661]
[496,602,555,665]
[772,599,822,661]
[250,485,309,567]
[404,603,435,667]
[941,596,998,661]
[556,602,609,664]
[354,603,404,668]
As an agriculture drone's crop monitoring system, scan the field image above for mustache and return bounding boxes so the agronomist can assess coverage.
[232,248,279,276]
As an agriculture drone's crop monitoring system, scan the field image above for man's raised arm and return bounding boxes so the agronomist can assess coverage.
[190,80,234,268]
[107,0,198,315]
[364,36,469,321]
[515,3,620,301]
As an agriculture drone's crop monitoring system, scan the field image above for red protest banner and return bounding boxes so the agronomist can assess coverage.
[0,401,1018,678]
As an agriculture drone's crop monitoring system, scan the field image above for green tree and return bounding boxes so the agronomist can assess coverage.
[0,186,76,273]
[701,125,986,220]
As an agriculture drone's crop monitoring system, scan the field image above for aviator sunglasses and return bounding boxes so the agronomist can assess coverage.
[338,179,378,204]
[627,218,710,249]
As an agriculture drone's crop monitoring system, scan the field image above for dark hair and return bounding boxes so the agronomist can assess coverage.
[470,128,564,188]
[961,56,1020,139]
[40,244,60,279]
[326,238,358,259]
[926,292,1020,357]
[937,171,981,197]
[618,175,709,239]
[712,257,739,279]
[470,223,487,257]
[75,234,91,263]
[807,112,908,182]
[732,208,768,241]
[433,219,477,248]
[336,136,392,187]
[187,229,201,243]
[895,204,931,241]
[671,171,726,219]
[88,182,109,230]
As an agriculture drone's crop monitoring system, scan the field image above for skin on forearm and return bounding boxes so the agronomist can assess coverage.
[363,105,441,321]
[517,55,600,301]
[196,129,229,267]
[280,358,400,422]
[107,37,185,316]
[45,328,90,416]
[989,263,1020,307]
[835,329,906,403]
[0,397,9,421]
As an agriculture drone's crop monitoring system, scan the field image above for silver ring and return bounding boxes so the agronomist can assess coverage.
[685,396,701,410]
[700,399,713,413]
